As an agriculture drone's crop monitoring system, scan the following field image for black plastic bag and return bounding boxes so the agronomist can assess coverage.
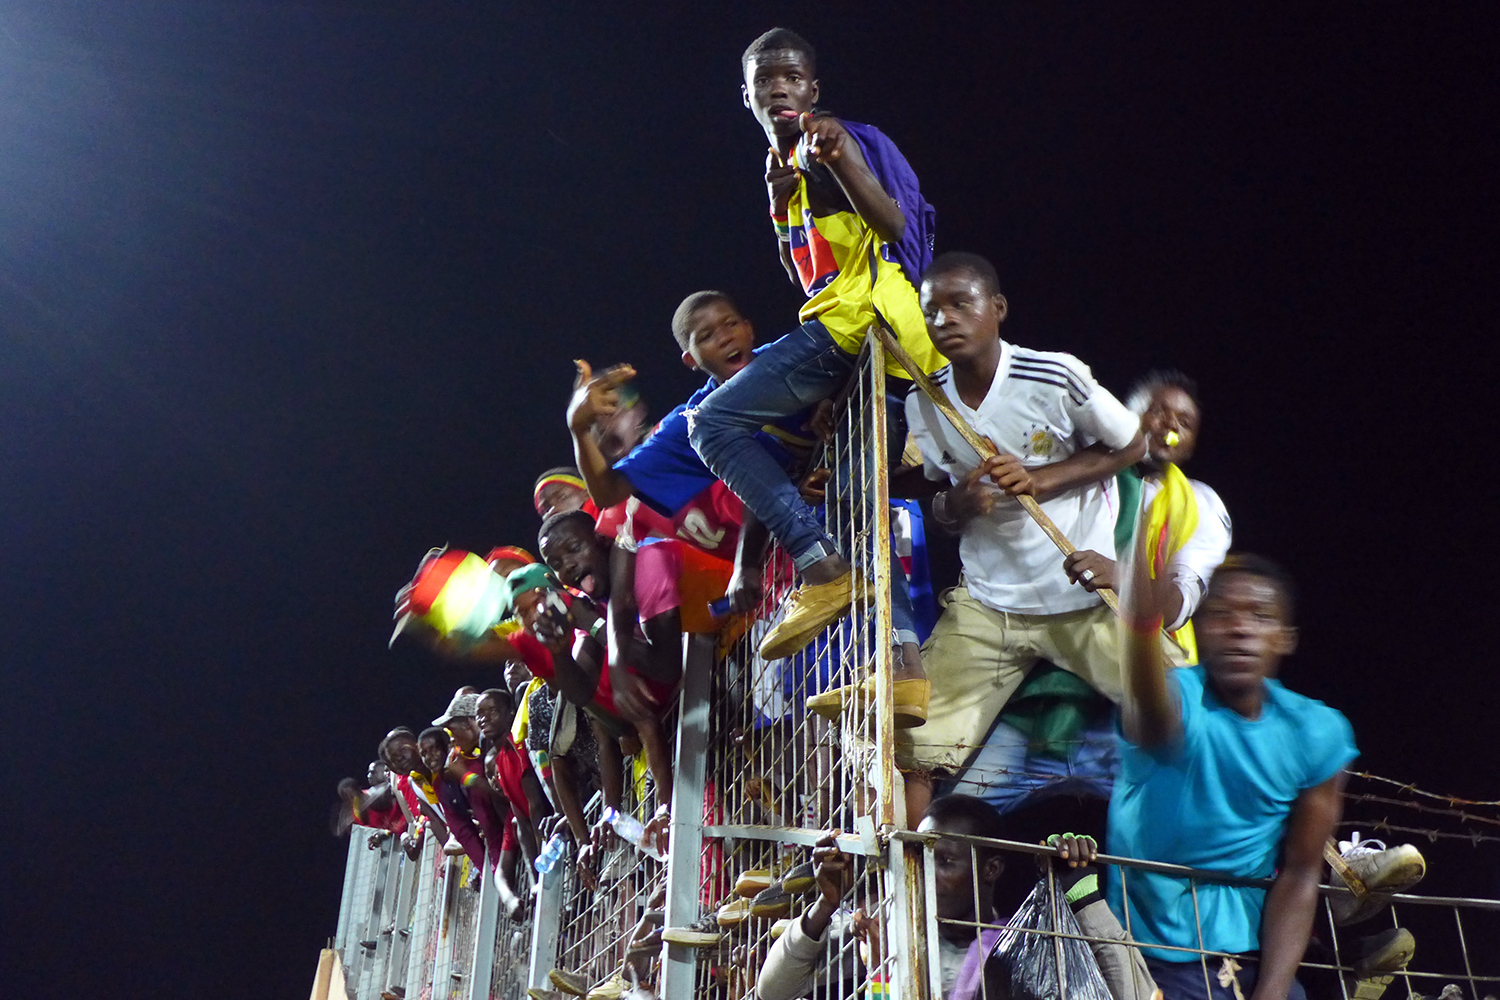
[988,877,1113,1000]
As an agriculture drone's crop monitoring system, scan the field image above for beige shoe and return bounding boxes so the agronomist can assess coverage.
[661,913,723,947]
[805,676,930,728]
[716,897,752,927]
[587,973,628,1000]
[758,573,867,660]
[549,969,589,997]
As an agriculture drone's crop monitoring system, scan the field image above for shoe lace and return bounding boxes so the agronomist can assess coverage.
[1339,831,1388,857]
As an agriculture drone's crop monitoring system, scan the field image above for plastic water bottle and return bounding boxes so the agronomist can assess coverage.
[602,806,666,861]
[534,832,568,875]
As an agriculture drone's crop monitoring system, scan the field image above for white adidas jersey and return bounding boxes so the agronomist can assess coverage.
[906,342,1139,615]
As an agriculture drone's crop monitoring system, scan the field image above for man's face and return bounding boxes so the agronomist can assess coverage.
[476,694,516,742]
[743,50,818,140]
[367,761,389,786]
[919,271,1006,364]
[418,736,446,773]
[1196,572,1297,698]
[505,657,531,692]
[540,523,608,599]
[385,736,422,776]
[534,483,586,521]
[916,817,1002,923]
[446,717,479,753]
[682,300,756,383]
[1140,385,1200,467]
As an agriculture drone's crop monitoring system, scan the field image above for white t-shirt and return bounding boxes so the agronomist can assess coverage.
[906,343,1140,615]
[1140,476,1232,631]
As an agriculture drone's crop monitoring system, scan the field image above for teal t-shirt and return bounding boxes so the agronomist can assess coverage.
[1105,665,1357,960]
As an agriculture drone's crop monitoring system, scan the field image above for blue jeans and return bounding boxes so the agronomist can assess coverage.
[1147,955,1306,1000]
[688,318,857,570]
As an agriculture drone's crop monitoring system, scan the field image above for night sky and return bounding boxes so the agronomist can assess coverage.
[3,3,1498,995]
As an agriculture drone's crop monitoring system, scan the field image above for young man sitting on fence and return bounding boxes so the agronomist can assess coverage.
[687,28,947,680]
[754,794,1156,1000]
[898,251,1147,821]
[1109,545,1357,1000]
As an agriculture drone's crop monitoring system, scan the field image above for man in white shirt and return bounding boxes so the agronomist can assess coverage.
[1063,369,1232,661]
[899,252,1145,819]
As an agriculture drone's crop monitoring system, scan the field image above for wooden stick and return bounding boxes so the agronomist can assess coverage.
[877,325,1121,612]
[1324,838,1370,898]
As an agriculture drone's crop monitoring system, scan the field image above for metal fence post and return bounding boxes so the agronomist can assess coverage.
[660,632,714,1000]
[467,858,501,1000]
[527,865,565,991]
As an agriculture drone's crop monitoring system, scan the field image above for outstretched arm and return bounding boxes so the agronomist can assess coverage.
[1118,506,1182,749]
[1019,435,1148,500]
[1252,772,1346,1000]
[567,360,638,509]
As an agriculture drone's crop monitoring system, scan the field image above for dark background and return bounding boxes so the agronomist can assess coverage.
[2,2,1497,994]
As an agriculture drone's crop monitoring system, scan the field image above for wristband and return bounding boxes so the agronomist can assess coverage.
[587,616,606,641]
[771,211,791,242]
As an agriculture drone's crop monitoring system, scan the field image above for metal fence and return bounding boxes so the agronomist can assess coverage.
[331,328,1500,1000]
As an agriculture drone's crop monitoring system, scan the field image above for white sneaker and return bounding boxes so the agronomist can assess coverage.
[1331,832,1426,926]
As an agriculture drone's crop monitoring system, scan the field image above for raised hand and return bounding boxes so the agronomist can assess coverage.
[765,147,798,215]
[799,112,849,165]
[568,359,637,434]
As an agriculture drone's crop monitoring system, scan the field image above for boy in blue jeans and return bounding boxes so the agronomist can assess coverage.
[688,28,946,674]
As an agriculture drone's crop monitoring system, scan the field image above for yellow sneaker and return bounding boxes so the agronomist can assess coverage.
[758,573,865,660]
[805,676,930,728]
[716,897,752,927]
[549,970,589,997]
[586,973,628,1000]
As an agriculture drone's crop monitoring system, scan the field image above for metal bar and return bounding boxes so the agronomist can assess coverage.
[660,633,714,1000]
[466,854,501,1000]
[334,830,362,957]
[528,863,565,991]
[867,327,898,834]
[385,848,421,999]
[699,826,881,855]
[405,835,442,995]
[891,829,1500,908]
[922,840,944,1000]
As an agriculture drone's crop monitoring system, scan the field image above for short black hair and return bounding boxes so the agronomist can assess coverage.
[533,466,584,491]
[924,793,1007,841]
[1208,553,1298,624]
[1127,369,1201,415]
[337,777,361,798]
[670,290,737,353]
[378,727,416,763]
[418,726,451,753]
[480,686,514,710]
[923,252,1003,297]
[742,28,816,75]
[538,508,596,549]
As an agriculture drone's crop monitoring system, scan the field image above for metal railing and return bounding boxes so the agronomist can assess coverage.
[894,829,1500,1000]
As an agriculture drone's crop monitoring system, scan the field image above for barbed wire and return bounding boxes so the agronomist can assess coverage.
[1336,819,1500,847]
[1345,770,1500,809]
[1342,792,1500,830]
